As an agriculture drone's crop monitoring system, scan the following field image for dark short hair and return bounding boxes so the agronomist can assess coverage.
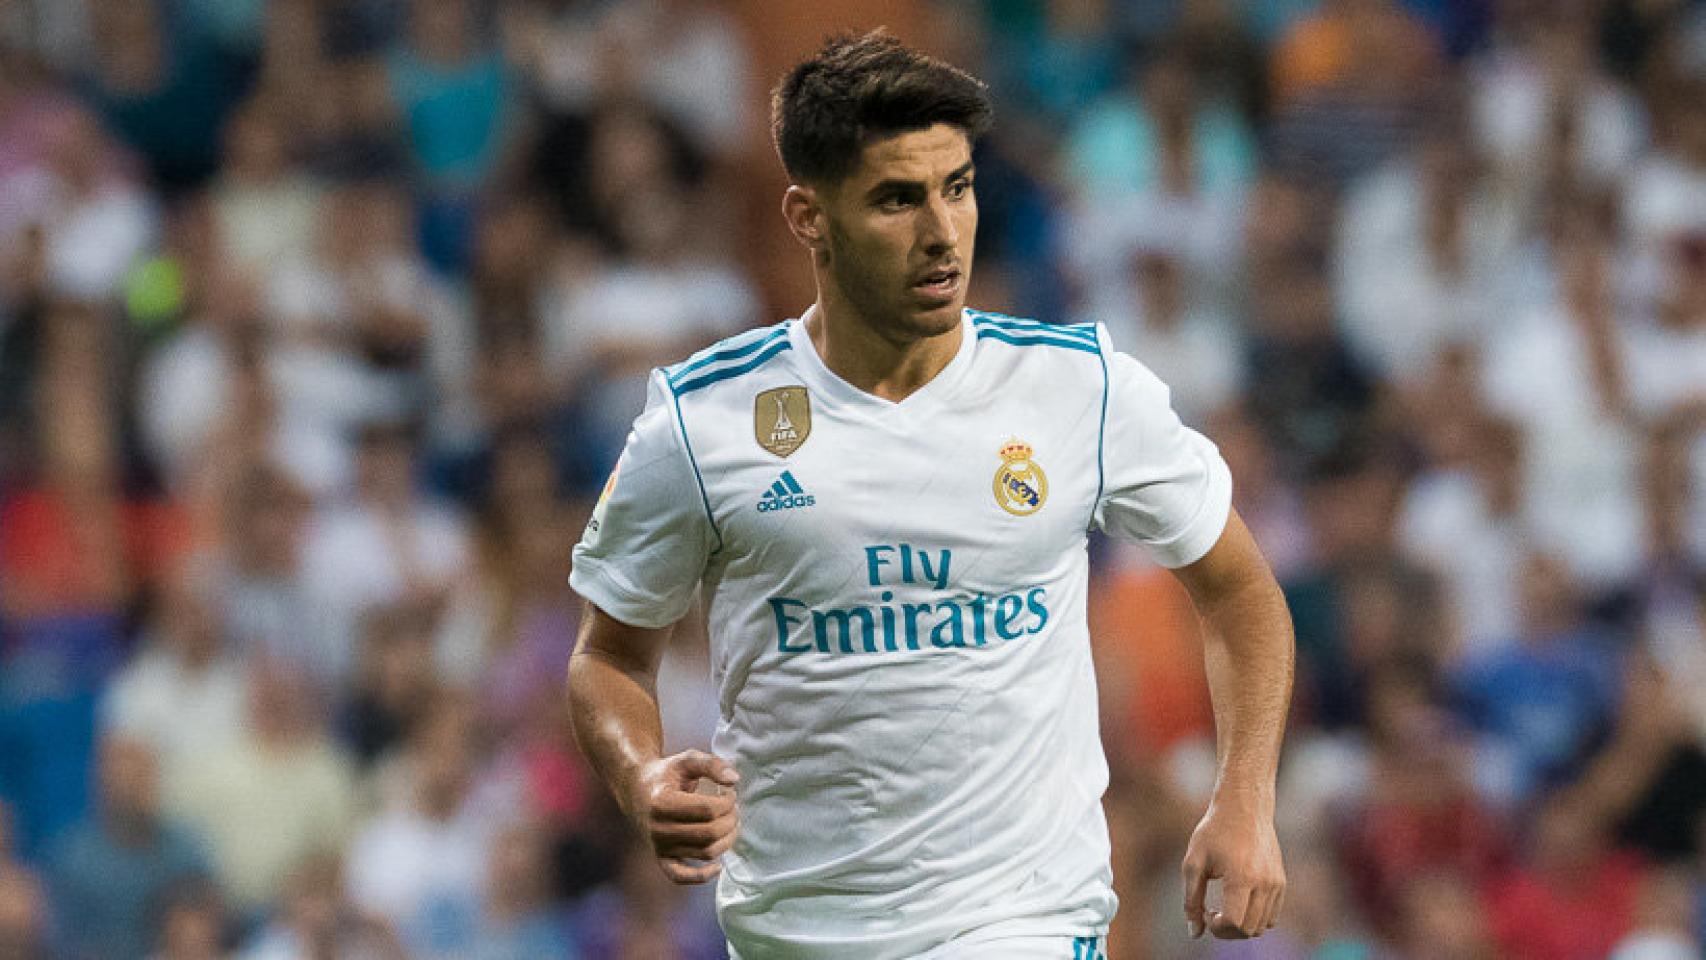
[771,31,993,185]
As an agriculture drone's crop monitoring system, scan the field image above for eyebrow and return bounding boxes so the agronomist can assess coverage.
[865,161,977,198]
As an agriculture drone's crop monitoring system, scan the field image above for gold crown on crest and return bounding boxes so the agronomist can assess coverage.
[999,439,1033,462]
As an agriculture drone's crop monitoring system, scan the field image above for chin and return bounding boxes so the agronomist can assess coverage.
[905,300,965,337]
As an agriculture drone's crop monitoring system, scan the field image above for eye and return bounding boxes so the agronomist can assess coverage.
[947,178,973,200]
[877,193,912,212]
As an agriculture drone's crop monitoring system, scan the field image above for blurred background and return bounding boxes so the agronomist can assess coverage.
[0,0,1702,957]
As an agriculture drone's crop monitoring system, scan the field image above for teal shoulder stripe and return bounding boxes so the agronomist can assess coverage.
[671,339,793,394]
[981,320,1097,341]
[973,318,1098,345]
[970,311,1097,343]
[975,328,1101,355]
[670,389,723,553]
[666,324,788,386]
[1095,322,1108,513]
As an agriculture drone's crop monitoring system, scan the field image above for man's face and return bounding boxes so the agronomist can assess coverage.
[817,124,977,341]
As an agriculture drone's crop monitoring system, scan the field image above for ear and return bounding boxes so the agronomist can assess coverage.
[782,184,827,251]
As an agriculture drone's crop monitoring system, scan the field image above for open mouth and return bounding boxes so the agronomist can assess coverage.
[912,266,962,301]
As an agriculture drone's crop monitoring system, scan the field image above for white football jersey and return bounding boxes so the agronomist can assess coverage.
[571,308,1232,959]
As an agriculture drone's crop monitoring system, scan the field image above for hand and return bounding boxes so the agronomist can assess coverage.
[1181,797,1286,939]
[629,750,740,884]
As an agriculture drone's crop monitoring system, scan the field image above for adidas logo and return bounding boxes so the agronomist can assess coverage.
[757,471,816,512]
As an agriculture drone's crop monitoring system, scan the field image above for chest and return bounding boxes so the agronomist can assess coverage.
[690,384,1103,597]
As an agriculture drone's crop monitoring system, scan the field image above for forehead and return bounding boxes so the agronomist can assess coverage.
[846,124,972,187]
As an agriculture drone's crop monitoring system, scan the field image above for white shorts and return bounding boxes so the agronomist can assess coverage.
[922,934,1107,959]
[727,935,1108,959]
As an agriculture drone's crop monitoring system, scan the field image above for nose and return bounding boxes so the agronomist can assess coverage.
[918,194,958,253]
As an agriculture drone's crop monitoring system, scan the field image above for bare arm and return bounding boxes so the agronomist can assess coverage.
[1170,508,1295,939]
[568,601,739,883]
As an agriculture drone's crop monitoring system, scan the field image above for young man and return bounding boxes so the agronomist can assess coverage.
[568,33,1292,959]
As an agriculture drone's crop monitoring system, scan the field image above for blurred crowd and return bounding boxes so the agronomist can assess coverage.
[0,0,1703,957]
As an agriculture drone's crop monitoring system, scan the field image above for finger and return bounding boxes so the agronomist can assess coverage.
[666,828,739,865]
[653,812,739,853]
[658,856,722,884]
[1209,882,1254,939]
[1181,856,1209,938]
[651,789,735,823]
[700,829,738,860]
[1264,884,1285,930]
[673,750,740,788]
[1241,887,1271,938]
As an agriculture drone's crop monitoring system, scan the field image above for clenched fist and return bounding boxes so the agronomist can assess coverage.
[629,750,741,884]
[1181,799,1286,939]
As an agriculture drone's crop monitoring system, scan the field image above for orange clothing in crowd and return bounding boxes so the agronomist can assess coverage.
[1089,562,1214,760]
[0,490,193,618]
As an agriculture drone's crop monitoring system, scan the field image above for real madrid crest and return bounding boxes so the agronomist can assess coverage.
[993,438,1048,516]
[755,386,811,457]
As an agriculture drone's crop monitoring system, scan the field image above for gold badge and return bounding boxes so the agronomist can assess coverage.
[993,439,1048,516]
[755,386,811,457]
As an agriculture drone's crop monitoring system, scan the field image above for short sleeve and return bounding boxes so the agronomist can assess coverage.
[1093,325,1233,568]
[570,372,715,628]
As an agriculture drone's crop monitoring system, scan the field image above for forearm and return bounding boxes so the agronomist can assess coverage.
[1194,565,1294,810]
[567,641,667,819]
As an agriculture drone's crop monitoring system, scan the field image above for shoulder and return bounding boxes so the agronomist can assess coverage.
[967,309,1104,359]
[661,321,794,399]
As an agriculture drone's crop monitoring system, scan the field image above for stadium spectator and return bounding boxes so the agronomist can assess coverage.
[1391,870,1496,960]
[1625,72,1706,283]
[101,570,247,779]
[300,420,471,688]
[568,839,724,960]
[208,95,324,280]
[1398,407,1529,661]
[1266,0,1442,185]
[1242,247,1378,472]
[347,693,515,956]
[386,0,516,271]
[341,599,442,768]
[164,663,356,917]
[0,104,155,304]
[982,0,1122,121]
[1062,41,1256,203]
[148,882,229,960]
[1485,795,1648,959]
[0,861,49,960]
[205,462,342,674]
[469,819,579,959]
[1453,552,1627,801]
[434,430,581,702]
[1484,199,1650,591]
[239,855,406,960]
[44,735,210,959]
[80,0,233,192]
[1607,868,1705,959]
[1333,119,1523,384]
[1469,7,1646,207]
[1073,230,1243,424]
[1336,664,1509,926]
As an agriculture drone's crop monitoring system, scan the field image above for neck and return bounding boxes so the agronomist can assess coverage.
[804,299,962,403]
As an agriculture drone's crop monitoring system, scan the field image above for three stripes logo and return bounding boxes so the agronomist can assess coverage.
[757,471,815,513]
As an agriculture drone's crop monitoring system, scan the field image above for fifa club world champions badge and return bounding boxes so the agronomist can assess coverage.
[993,439,1048,516]
[756,386,812,458]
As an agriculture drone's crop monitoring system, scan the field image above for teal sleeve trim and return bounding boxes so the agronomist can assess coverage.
[669,384,724,553]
